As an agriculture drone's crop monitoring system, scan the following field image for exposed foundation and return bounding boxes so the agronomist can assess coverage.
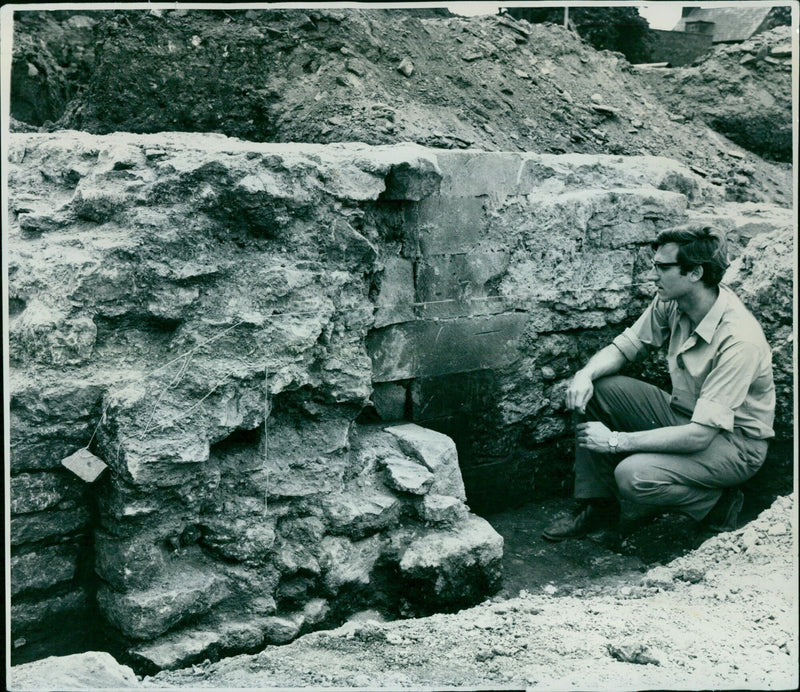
[7,133,793,670]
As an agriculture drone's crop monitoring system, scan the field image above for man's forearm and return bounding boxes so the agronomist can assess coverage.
[618,423,718,455]
[579,344,627,381]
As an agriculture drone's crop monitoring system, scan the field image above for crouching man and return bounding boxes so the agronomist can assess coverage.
[542,225,774,543]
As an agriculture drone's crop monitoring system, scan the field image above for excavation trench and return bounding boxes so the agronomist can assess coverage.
[8,134,794,673]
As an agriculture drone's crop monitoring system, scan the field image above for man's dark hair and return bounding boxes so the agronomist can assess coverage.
[652,225,729,287]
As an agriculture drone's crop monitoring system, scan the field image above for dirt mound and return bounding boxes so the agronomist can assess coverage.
[13,8,790,205]
[10,10,97,126]
[636,26,793,163]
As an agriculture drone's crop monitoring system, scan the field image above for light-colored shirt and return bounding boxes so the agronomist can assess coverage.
[612,284,775,439]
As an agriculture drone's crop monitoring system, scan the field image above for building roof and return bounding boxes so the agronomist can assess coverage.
[672,6,773,43]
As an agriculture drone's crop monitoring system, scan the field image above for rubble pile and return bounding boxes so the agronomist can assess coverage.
[11,9,792,204]
[637,27,793,163]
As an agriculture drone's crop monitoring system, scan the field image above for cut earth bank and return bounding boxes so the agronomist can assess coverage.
[7,131,794,675]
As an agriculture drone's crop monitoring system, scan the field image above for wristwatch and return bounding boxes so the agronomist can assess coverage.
[608,431,620,452]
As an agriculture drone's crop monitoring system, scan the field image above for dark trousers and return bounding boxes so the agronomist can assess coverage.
[574,376,768,522]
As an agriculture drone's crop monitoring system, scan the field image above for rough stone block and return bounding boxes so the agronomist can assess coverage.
[320,534,382,593]
[398,514,504,605]
[11,507,91,546]
[130,629,221,671]
[323,489,401,538]
[11,589,90,633]
[11,545,79,597]
[373,257,415,328]
[434,151,524,197]
[417,494,468,528]
[10,471,85,515]
[94,533,169,591]
[130,616,272,670]
[8,652,139,690]
[381,455,434,495]
[114,432,211,487]
[97,568,229,640]
[368,313,527,383]
[262,614,304,644]
[371,381,408,421]
[585,189,687,248]
[302,598,330,627]
[415,251,509,318]
[385,423,466,501]
[10,301,97,366]
[199,518,277,565]
[10,378,103,473]
[403,196,488,256]
[381,157,442,201]
[61,448,108,483]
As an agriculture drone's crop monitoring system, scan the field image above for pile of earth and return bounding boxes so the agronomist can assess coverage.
[636,26,793,163]
[10,7,792,205]
[9,10,97,128]
[11,492,796,690]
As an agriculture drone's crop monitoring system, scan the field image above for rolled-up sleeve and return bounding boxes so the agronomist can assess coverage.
[691,340,762,431]
[612,297,671,362]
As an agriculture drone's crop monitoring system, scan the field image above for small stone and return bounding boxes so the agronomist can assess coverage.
[541,366,557,380]
[397,58,414,77]
[591,104,619,117]
[591,93,603,103]
[675,567,704,584]
[607,642,660,665]
[382,455,434,495]
[769,43,792,58]
[767,522,787,536]
[542,584,557,595]
[345,59,366,77]
[741,528,759,550]
[190,35,201,47]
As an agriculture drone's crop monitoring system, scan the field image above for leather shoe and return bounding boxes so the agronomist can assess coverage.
[702,488,744,533]
[542,501,617,542]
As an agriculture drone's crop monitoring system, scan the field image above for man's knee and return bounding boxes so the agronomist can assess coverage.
[614,455,661,501]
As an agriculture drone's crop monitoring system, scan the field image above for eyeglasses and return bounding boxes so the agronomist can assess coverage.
[651,261,682,272]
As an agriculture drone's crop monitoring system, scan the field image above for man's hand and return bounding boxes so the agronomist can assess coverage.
[565,370,594,413]
[576,421,616,453]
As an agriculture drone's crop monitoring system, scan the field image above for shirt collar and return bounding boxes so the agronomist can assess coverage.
[693,285,728,343]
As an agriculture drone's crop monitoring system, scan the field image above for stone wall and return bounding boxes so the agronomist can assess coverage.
[7,132,793,669]
[648,29,713,66]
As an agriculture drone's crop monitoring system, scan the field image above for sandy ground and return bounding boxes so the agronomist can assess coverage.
[146,493,797,690]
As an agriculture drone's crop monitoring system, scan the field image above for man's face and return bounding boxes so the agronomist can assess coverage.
[648,242,695,301]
